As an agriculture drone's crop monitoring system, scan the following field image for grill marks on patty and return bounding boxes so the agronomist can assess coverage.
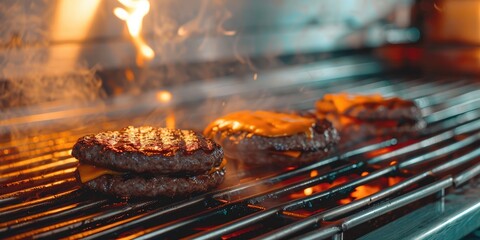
[87,126,215,156]
[72,126,223,175]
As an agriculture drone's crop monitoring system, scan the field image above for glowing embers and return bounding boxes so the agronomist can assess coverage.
[154,91,175,129]
[156,91,172,103]
[288,170,406,216]
[289,175,350,199]
[114,0,155,62]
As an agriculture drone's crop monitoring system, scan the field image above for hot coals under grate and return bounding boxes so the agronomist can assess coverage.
[1,76,480,240]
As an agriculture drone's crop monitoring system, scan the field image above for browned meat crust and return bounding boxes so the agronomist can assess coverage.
[314,94,426,143]
[316,97,423,122]
[72,126,223,175]
[334,118,426,143]
[226,150,332,166]
[207,119,339,166]
[84,168,226,198]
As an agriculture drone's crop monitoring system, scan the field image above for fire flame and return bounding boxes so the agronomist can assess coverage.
[155,91,175,129]
[114,0,155,60]
[351,185,381,199]
[291,174,349,199]
[303,187,313,196]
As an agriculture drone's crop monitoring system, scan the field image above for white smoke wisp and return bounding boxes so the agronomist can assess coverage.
[0,1,106,139]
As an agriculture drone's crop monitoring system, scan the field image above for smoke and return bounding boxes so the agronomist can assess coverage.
[0,0,402,139]
[0,1,105,139]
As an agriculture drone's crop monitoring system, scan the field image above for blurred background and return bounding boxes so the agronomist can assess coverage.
[2,2,480,239]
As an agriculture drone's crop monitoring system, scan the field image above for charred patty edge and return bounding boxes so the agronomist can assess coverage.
[207,119,340,166]
[316,98,423,122]
[83,168,226,198]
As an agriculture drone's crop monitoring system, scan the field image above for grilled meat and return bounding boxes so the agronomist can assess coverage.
[72,126,225,198]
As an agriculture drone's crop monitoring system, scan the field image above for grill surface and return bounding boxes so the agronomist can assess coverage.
[1,75,480,239]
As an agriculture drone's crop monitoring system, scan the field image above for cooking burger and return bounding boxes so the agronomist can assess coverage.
[315,93,425,142]
[72,126,225,198]
[204,111,339,166]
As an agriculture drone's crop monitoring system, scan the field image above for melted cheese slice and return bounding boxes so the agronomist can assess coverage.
[278,151,302,158]
[204,111,315,138]
[209,159,227,174]
[77,164,122,183]
[324,93,384,114]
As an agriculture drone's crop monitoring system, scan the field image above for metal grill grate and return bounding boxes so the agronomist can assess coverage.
[1,76,480,239]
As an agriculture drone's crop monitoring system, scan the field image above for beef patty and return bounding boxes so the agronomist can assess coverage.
[83,168,226,198]
[315,93,425,143]
[72,126,225,198]
[316,93,423,122]
[204,111,339,166]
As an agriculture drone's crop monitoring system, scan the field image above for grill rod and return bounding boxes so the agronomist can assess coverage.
[258,144,480,239]
[187,127,480,240]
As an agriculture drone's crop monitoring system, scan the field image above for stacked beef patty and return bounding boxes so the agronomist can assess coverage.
[72,126,225,198]
[315,93,425,143]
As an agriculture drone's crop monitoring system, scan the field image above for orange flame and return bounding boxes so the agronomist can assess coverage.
[114,0,155,60]
[156,91,172,103]
[303,187,313,196]
[166,111,176,129]
[388,176,403,186]
[351,185,381,199]
[155,91,175,129]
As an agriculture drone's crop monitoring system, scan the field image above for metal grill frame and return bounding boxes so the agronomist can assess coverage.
[1,70,480,240]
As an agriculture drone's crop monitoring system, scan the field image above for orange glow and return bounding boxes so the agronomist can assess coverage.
[166,111,176,129]
[125,68,135,82]
[0,203,78,228]
[114,87,124,95]
[361,171,369,177]
[339,198,352,205]
[50,0,102,70]
[366,147,392,158]
[156,90,175,129]
[310,170,318,177]
[12,213,102,239]
[433,2,443,12]
[217,9,236,36]
[351,185,381,199]
[114,0,155,60]
[290,177,350,199]
[388,176,403,186]
[390,160,397,166]
[0,188,79,213]
[51,0,102,41]
[321,93,384,114]
[156,91,172,103]
[303,187,313,196]
[331,177,349,187]
[77,164,123,183]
